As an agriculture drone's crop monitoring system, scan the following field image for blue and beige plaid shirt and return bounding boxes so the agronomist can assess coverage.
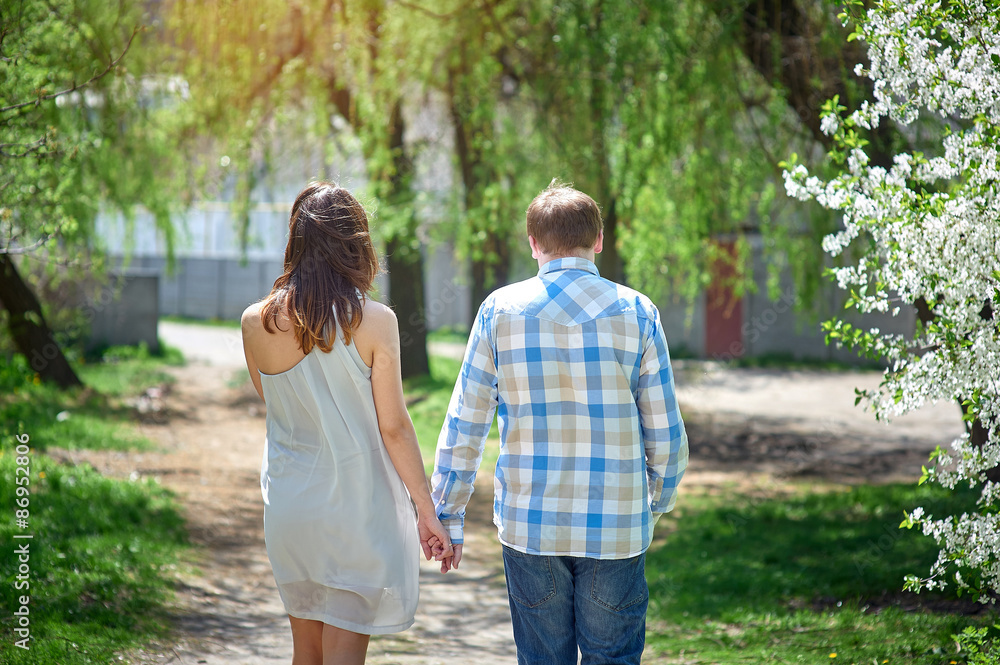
[431,257,688,559]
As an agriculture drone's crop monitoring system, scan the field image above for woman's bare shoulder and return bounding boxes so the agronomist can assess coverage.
[353,299,398,360]
[362,299,395,322]
[241,302,264,333]
[359,300,397,336]
[243,300,294,335]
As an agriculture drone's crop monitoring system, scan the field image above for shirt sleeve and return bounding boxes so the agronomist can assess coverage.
[636,305,689,517]
[430,300,499,545]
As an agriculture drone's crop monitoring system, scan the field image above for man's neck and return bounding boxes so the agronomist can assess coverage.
[536,251,595,270]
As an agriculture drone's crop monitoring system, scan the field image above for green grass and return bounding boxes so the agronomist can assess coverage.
[81,342,184,396]
[646,482,997,664]
[427,326,472,345]
[0,343,191,663]
[0,453,187,664]
[0,343,183,452]
[160,314,241,329]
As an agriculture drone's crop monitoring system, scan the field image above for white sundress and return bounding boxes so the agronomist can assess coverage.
[258,336,419,634]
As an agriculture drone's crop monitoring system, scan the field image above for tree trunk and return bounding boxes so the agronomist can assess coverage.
[386,228,430,379]
[970,300,999,482]
[384,102,430,379]
[447,68,511,327]
[319,7,431,379]
[0,254,83,389]
[730,0,897,167]
[470,230,510,323]
[584,43,623,285]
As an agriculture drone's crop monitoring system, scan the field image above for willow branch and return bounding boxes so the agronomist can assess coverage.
[0,26,141,115]
[0,235,52,255]
[0,137,47,158]
[394,1,462,20]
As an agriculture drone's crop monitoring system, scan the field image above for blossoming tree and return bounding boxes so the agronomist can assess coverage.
[783,0,1000,599]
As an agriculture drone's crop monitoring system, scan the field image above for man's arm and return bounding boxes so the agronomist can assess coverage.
[431,301,499,555]
[636,307,689,517]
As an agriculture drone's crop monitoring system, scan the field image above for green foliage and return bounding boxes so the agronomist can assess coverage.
[159,0,852,314]
[421,0,546,282]
[0,0,183,262]
[161,0,445,247]
[646,482,993,662]
[954,625,1000,665]
[0,452,187,664]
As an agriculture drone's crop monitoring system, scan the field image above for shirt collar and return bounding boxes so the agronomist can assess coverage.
[538,256,600,278]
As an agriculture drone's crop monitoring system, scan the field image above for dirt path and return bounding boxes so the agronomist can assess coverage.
[55,322,965,665]
[56,324,519,665]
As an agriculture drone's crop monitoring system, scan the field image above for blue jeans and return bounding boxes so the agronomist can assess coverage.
[501,545,648,665]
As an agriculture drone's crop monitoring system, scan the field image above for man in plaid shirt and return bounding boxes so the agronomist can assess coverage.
[431,182,688,665]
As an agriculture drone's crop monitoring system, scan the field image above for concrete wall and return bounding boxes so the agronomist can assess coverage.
[421,243,472,331]
[113,244,473,330]
[86,271,160,353]
[106,240,910,367]
[658,294,707,358]
[118,255,284,321]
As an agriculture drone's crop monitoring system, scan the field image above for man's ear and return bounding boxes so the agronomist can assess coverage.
[528,235,542,259]
[594,230,604,255]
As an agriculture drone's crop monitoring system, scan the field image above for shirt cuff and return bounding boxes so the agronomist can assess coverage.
[442,517,465,545]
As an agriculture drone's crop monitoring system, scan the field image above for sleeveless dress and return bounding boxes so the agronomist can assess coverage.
[258,335,419,634]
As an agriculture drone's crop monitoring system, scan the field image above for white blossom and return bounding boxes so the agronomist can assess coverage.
[820,112,840,136]
[783,0,1000,600]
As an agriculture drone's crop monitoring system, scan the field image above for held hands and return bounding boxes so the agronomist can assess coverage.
[426,538,463,573]
[417,512,460,574]
[440,543,462,573]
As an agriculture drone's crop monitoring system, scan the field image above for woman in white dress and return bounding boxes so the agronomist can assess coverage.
[241,182,453,665]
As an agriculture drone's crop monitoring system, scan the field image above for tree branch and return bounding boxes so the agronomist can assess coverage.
[0,25,141,115]
[0,137,48,158]
[0,235,52,255]
[476,0,518,53]
[394,1,462,20]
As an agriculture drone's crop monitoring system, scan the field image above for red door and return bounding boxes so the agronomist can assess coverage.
[704,240,743,360]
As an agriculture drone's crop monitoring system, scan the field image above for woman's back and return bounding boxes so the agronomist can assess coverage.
[257,329,378,481]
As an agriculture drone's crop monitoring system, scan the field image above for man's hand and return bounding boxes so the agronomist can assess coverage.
[438,543,462,573]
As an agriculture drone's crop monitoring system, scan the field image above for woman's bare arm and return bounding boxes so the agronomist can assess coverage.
[241,304,265,402]
[364,304,454,567]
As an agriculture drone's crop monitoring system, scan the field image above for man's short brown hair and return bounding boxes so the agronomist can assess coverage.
[526,181,603,255]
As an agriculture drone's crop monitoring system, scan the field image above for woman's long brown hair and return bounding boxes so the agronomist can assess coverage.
[259,182,380,353]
